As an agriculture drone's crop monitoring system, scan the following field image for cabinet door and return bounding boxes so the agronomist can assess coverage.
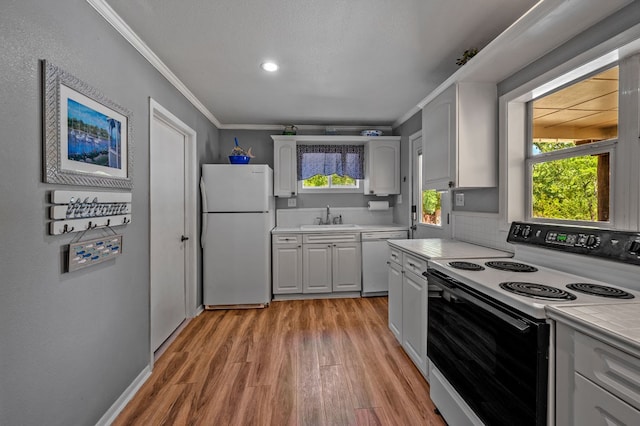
[402,270,427,375]
[273,243,302,294]
[332,242,361,292]
[273,139,297,197]
[388,261,403,343]
[364,140,400,195]
[303,244,332,293]
[422,85,455,190]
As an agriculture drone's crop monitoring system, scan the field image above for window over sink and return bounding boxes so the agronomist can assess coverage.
[297,144,363,193]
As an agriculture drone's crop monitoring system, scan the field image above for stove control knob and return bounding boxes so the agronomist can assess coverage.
[629,241,640,254]
[521,226,532,238]
[585,235,600,249]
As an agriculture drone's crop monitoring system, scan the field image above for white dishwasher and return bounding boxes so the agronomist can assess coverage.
[361,230,409,296]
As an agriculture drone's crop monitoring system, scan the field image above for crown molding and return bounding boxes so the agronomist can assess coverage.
[86,0,223,128]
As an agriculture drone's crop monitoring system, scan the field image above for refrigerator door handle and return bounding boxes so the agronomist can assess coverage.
[200,177,207,248]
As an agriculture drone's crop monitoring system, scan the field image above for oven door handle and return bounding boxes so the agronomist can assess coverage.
[430,279,531,333]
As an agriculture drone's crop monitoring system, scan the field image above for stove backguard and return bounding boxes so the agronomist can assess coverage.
[508,222,640,265]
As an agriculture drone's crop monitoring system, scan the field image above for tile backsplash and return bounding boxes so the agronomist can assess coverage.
[453,212,513,252]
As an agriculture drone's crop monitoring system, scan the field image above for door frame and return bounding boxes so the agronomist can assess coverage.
[410,130,452,239]
[149,98,198,366]
[408,130,422,237]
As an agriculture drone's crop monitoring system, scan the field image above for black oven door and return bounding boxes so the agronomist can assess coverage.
[426,269,549,426]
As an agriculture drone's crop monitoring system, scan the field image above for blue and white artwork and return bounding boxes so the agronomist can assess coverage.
[67,99,122,169]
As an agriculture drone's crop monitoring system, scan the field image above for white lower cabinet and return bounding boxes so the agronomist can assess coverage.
[387,260,403,341]
[303,244,333,293]
[387,247,428,378]
[273,234,303,294]
[273,232,361,296]
[402,269,427,376]
[555,321,640,425]
[332,243,361,292]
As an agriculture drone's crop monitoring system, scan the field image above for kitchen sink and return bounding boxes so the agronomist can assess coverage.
[300,224,361,230]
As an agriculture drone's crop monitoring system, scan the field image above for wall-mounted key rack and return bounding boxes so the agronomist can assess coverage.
[49,190,132,235]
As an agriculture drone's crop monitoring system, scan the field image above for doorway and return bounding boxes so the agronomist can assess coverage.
[149,99,197,358]
[411,131,451,239]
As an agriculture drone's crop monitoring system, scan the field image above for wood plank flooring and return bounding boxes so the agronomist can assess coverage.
[114,297,446,426]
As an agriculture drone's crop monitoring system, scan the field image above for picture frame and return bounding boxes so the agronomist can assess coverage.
[43,60,133,189]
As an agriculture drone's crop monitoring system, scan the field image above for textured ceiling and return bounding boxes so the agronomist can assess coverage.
[104,0,537,127]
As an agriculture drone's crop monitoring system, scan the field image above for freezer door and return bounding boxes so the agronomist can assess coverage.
[201,164,273,212]
[202,211,273,306]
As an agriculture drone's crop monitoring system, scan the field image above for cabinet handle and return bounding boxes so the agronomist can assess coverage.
[291,191,295,195]
[409,262,416,267]
[298,245,301,248]
[369,190,374,194]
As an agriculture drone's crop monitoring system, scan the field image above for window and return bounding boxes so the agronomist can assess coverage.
[527,66,618,224]
[301,173,359,189]
[297,144,364,193]
[417,152,442,225]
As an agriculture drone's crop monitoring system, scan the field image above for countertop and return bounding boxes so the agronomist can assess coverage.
[272,224,410,234]
[388,238,512,260]
[547,303,640,357]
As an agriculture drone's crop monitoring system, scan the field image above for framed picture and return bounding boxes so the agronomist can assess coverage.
[43,60,133,189]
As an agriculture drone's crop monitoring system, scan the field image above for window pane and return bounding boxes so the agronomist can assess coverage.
[421,189,442,226]
[302,174,329,188]
[532,153,609,222]
[532,66,618,155]
[330,174,356,187]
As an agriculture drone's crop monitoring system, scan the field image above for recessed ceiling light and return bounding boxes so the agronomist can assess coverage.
[261,61,278,72]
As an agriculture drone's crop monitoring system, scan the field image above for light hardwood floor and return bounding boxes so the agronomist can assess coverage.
[114,297,446,425]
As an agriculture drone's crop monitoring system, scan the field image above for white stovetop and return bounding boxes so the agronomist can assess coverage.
[429,258,640,319]
[388,239,512,260]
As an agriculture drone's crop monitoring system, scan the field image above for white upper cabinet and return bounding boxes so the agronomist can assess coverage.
[364,138,400,196]
[272,135,400,196]
[421,82,497,190]
[273,137,297,197]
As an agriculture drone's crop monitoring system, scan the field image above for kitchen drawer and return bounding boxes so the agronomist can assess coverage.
[403,253,427,277]
[303,233,360,244]
[272,234,302,244]
[574,373,640,425]
[389,246,402,265]
[574,331,640,410]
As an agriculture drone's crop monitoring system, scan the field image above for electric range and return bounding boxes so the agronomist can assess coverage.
[425,222,640,426]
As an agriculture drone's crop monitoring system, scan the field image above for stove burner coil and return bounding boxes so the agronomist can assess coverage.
[485,261,538,273]
[448,261,485,271]
[499,282,577,300]
[566,283,635,299]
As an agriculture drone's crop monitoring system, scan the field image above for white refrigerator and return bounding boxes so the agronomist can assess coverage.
[200,164,275,307]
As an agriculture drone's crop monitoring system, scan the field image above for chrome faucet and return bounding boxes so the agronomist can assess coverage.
[325,205,331,225]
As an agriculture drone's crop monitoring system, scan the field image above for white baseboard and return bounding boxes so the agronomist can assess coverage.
[95,366,152,426]
[194,304,205,316]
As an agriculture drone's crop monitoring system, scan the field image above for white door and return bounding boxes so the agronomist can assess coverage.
[150,117,186,352]
[412,132,451,239]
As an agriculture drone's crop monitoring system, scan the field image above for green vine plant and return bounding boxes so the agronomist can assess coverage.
[456,48,479,66]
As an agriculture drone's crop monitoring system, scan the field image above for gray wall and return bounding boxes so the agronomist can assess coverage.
[0,1,219,425]
[392,110,422,225]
